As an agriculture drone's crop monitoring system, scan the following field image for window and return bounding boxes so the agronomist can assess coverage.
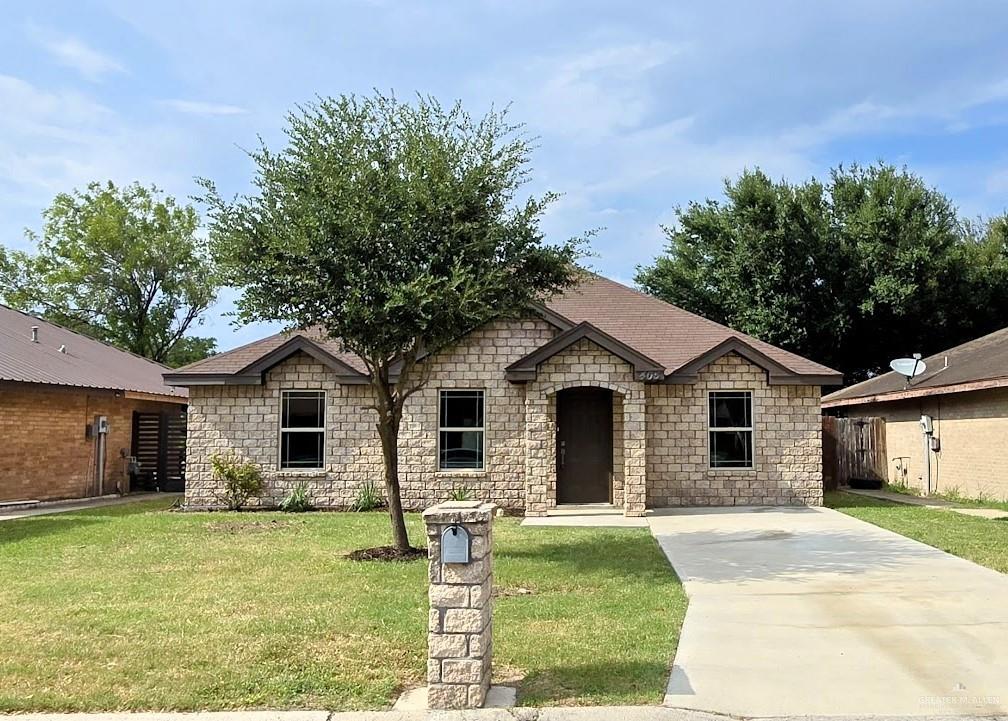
[438,390,484,470]
[708,391,753,469]
[280,390,325,469]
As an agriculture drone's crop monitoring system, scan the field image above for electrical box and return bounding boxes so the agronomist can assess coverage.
[920,414,933,434]
[441,525,471,564]
[930,436,941,453]
[94,416,109,435]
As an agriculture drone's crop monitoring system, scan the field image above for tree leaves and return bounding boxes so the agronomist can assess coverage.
[200,93,585,369]
[0,181,219,366]
[637,163,1008,384]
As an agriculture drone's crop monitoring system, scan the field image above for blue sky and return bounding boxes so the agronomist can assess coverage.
[4,1,1008,351]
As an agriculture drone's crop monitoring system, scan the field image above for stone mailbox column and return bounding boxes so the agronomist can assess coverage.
[423,500,496,709]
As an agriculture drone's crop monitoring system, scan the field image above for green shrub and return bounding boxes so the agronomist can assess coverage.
[279,481,313,513]
[211,454,265,511]
[448,484,474,501]
[349,480,385,511]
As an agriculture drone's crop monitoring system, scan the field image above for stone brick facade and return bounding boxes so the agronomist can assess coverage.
[184,318,824,513]
[0,381,186,503]
[646,354,823,506]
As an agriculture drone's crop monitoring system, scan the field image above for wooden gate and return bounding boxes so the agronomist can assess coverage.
[131,409,187,492]
[822,416,887,491]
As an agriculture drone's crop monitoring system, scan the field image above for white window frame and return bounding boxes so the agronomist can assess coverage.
[437,389,486,471]
[278,389,326,470]
[707,390,754,470]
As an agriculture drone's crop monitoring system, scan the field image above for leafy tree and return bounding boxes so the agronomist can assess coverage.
[200,93,584,552]
[1,181,218,366]
[164,336,218,368]
[637,164,1008,383]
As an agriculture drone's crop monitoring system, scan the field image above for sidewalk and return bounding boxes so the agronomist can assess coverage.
[846,487,1008,519]
[0,492,180,521]
[3,708,1005,721]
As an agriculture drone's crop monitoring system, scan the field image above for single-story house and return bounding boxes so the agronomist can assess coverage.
[0,305,188,504]
[822,326,1008,501]
[165,274,841,516]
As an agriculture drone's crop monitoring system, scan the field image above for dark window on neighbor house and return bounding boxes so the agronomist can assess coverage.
[280,390,325,469]
[708,391,753,469]
[438,390,484,470]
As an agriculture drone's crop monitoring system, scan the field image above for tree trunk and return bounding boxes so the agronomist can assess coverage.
[377,413,411,552]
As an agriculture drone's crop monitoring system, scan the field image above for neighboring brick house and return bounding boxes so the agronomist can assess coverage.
[166,274,840,516]
[0,306,188,503]
[823,326,1008,502]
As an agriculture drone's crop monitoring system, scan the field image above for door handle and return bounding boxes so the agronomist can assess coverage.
[560,440,566,468]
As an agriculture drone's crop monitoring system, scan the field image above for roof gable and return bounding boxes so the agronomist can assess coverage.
[664,337,838,385]
[505,321,665,382]
[164,334,369,385]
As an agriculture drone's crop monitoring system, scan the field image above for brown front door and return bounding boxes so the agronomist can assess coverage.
[556,387,613,504]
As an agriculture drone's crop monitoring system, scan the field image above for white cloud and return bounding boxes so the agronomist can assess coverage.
[0,74,193,243]
[160,99,248,116]
[514,41,685,140]
[30,27,125,82]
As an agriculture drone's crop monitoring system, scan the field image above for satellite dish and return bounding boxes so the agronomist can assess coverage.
[890,354,926,383]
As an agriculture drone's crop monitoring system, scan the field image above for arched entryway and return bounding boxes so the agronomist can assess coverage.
[556,387,614,503]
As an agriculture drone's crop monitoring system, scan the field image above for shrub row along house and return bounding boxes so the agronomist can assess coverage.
[822,325,1008,501]
[0,305,188,504]
[166,274,841,516]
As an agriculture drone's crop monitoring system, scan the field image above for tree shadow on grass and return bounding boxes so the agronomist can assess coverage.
[498,532,675,584]
[0,514,105,544]
[516,659,670,705]
[0,501,163,544]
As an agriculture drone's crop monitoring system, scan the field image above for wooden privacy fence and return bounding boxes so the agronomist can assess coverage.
[822,416,887,491]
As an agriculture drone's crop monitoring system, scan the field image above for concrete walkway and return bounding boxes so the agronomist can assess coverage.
[847,488,1008,520]
[520,505,648,528]
[0,492,179,521]
[648,506,1008,717]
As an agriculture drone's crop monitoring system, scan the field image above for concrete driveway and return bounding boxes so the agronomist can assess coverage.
[649,506,1008,717]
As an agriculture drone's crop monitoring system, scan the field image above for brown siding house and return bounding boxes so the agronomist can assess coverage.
[822,326,1008,502]
[0,306,188,503]
[167,275,840,516]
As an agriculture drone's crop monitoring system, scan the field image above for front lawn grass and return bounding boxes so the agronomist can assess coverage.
[0,500,685,711]
[826,490,1008,573]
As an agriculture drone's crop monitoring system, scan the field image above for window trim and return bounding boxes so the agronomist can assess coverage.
[278,389,326,471]
[707,390,755,470]
[436,388,486,472]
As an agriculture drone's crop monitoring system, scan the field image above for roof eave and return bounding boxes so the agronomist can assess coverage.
[505,321,666,383]
[666,336,841,386]
[822,376,1008,408]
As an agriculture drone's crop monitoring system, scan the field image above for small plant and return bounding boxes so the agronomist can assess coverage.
[349,480,385,512]
[448,484,474,502]
[884,480,921,497]
[211,454,265,511]
[279,481,313,513]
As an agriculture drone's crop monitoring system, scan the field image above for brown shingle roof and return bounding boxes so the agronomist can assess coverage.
[168,273,840,384]
[544,274,839,378]
[0,304,187,400]
[822,326,1008,407]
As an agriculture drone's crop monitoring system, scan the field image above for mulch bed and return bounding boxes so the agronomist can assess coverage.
[345,545,426,562]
